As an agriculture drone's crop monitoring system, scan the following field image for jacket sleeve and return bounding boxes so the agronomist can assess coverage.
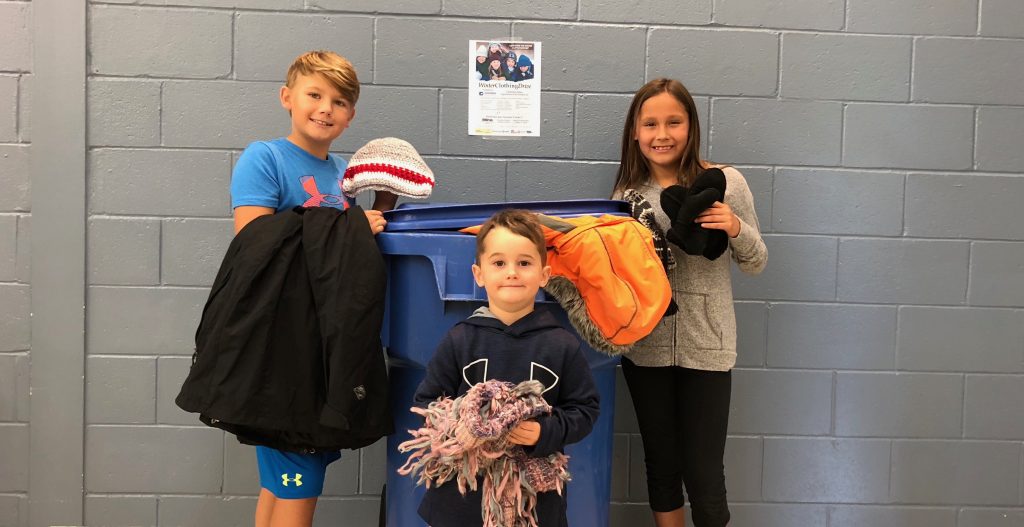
[304,207,392,433]
[531,343,600,457]
[413,330,463,408]
[725,168,767,275]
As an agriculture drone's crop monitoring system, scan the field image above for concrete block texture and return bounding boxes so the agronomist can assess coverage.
[898,307,1024,373]
[736,166,772,229]
[234,13,373,82]
[117,0,303,7]
[0,215,15,281]
[157,356,201,426]
[829,506,957,527]
[835,372,963,437]
[711,99,842,166]
[837,238,970,305]
[312,499,382,527]
[781,33,911,102]
[86,425,224,493]
[223,436,259,495]
[332,86,440,155]
[734,301,767,367]
[610,434,628,500]
[0,284,30,352]
[964,375,1024,439]
[905,174,1024,240]
[980,0,1024,37]
[87,79,161,147]
[162,81,286,149]
[85,496,158,527]
[15,215,28,284]
[767,303,897,370]
[648,28,778,97]
[85,356,157,424]
[0,354,28,422]
[732,235,837,302]
[715,0,843,30]
[772,168,904,236]
[890,440,1020,505]
[157,496,255,527]
[574,93,632,161]
[87,217,161,286]
[89,148,232,217]
[161,218,233,286]
[512,23,646,92]
[580,0,710,24]
[730,369,833,435]
[439,89,574,157]
[959,509,1024,526]
[0,3,30,73]
[843,103,974,170]
[728,503,827,527]
[374,18,510,88]
[309,0,438,12]
[359,438,387,495]
[725,436,763,501]
[0,145,31,212]
[506,160,617,201]
[87,286,208,356]
[977,107,1024,172]
[0,76,16,142]
[418,157,506,203]
[16,74,29,143]
[448,0,577,20]
[89,6,232,78]
[0,496,25,527]
[763,438,891,502]
[848,0,978,35]
[969,242,1024,307]
[914,38,1024,105]
[0,424,29,492]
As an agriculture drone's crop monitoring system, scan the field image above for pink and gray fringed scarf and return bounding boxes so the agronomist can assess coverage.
[397,379,571,527]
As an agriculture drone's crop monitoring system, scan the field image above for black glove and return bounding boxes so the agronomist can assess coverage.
[660,168,728,259]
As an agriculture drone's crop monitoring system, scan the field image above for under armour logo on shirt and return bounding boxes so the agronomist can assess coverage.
[282,473,303,487]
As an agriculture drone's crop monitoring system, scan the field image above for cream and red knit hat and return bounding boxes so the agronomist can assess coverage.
[342,137,435,198]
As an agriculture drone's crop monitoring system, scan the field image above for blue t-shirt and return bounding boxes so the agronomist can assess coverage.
[231,138,353,211]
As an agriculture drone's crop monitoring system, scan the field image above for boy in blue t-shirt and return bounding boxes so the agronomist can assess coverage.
[231,49,395,527]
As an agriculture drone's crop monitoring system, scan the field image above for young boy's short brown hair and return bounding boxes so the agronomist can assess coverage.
[286,50,360,106]
[475,209,547,265]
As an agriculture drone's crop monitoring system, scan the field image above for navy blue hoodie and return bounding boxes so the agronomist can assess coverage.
[413,306,600,527]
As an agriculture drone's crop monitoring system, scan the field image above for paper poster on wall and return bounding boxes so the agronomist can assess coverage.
[468,40,541,137]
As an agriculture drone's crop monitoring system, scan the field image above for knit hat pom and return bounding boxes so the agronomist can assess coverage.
[343,137,435,198]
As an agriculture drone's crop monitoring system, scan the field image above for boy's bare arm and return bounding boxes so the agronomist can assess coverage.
[234,205,275,234]
[371,190,398,212]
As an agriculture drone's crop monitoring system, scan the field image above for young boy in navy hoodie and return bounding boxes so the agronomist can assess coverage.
[412,209,600,527]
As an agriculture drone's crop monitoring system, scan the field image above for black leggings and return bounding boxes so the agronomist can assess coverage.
[621,358,731,527]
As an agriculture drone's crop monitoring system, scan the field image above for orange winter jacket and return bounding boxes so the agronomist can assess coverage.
[464,214,671,350]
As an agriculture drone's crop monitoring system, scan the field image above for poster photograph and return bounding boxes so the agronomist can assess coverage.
[468,40,541,137]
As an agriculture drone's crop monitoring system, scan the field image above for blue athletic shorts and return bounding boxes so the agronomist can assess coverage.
[256,446,342,499]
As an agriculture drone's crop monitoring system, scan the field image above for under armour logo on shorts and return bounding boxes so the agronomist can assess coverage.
[282,473,303,487]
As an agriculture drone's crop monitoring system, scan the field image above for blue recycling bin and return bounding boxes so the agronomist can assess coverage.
[378,200,628,527]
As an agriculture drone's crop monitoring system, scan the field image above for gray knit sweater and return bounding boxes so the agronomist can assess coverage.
[614,167,767,371]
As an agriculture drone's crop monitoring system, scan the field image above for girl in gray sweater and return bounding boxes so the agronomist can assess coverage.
[612,78,767,527]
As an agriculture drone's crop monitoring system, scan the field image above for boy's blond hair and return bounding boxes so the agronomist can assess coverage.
[286,50,360,106]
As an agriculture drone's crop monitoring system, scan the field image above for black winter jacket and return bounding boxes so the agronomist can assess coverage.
[175,206,392,452]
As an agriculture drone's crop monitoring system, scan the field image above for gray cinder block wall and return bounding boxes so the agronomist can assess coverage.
[4,0,1024,526]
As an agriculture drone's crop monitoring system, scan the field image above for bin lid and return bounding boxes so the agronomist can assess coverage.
[383,199,630,232]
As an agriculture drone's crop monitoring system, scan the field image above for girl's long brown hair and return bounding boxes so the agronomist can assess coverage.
[612,78,704,194]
